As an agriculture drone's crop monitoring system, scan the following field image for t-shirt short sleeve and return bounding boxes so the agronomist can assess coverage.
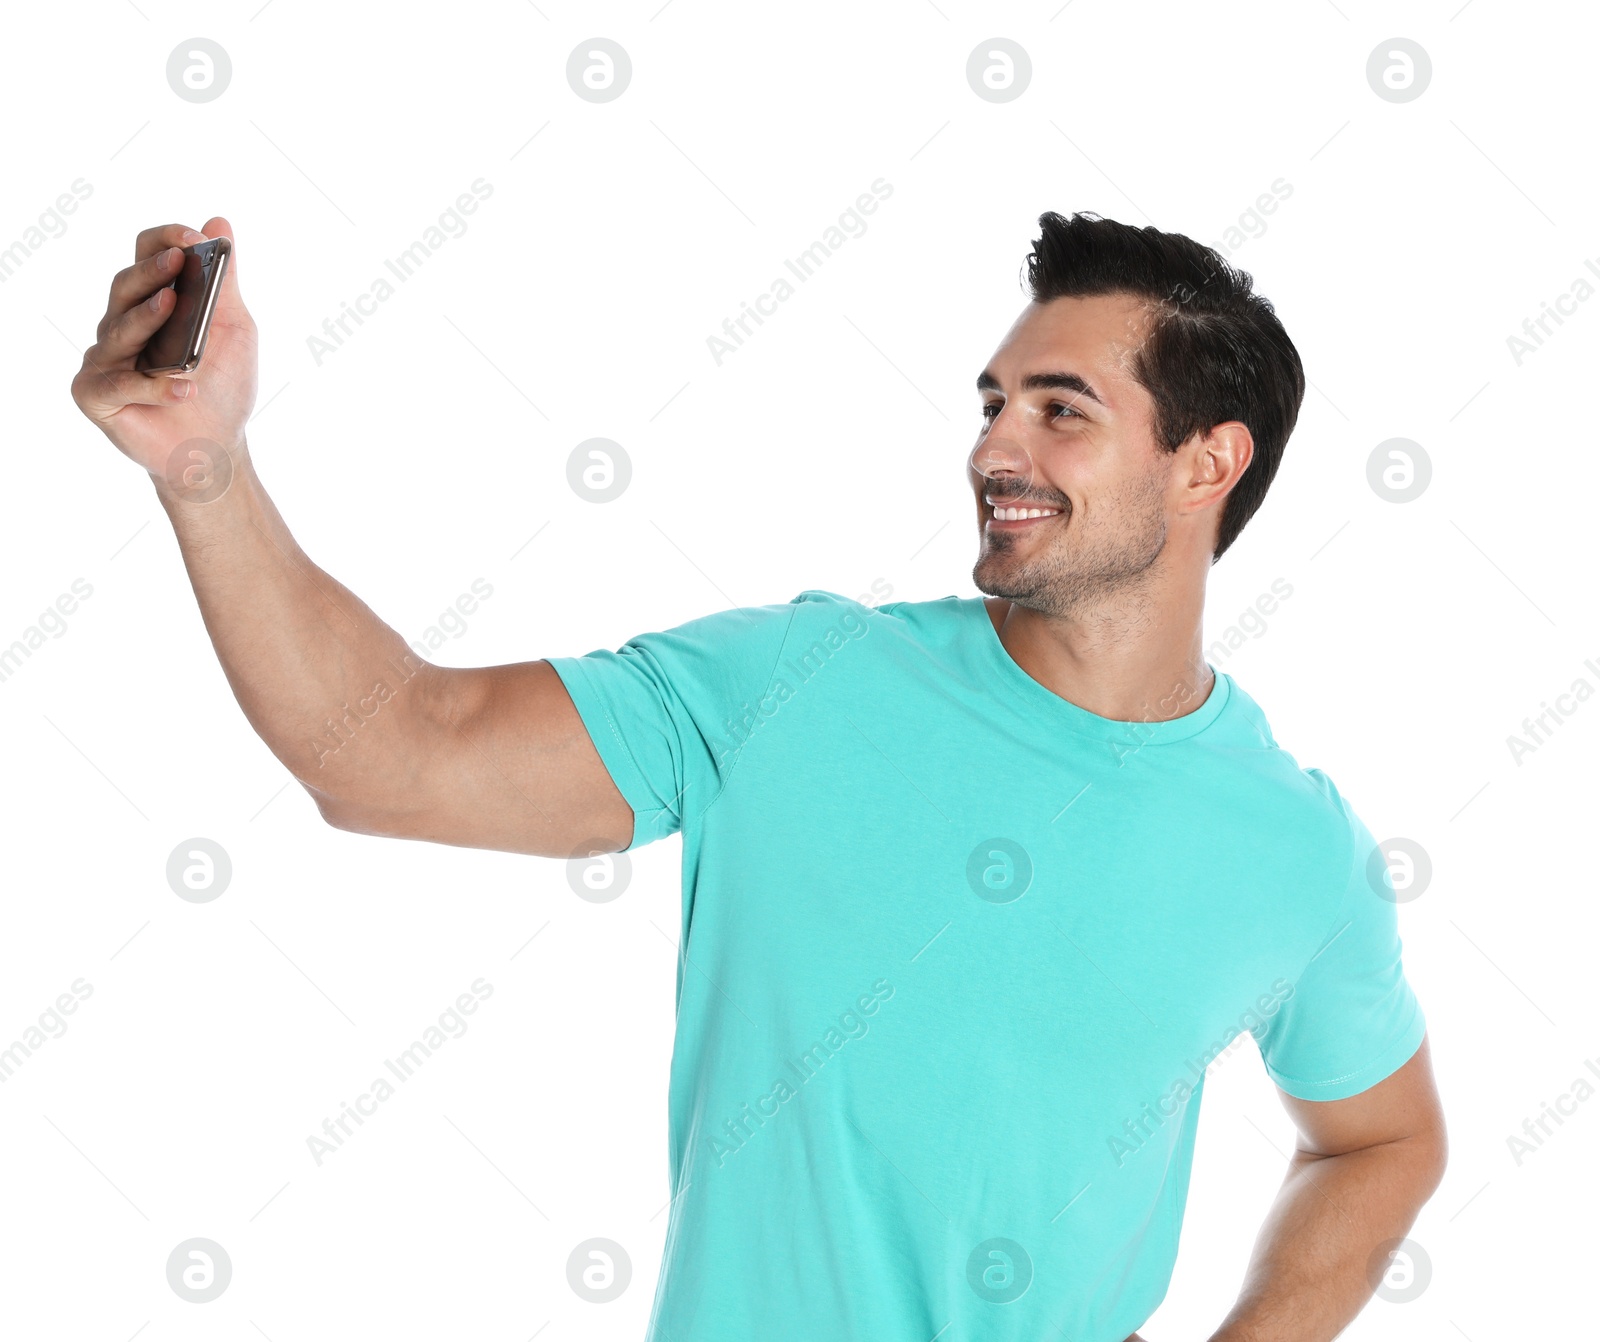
[545,599,801,850]
[1256,794,1427,1101]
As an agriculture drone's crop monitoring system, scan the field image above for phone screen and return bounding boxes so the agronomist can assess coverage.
[138,239,228,373]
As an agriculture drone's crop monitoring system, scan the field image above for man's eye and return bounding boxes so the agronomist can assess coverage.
[980,402,1082,422]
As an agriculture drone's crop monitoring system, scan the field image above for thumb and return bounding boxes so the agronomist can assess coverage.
[199,214,246,317]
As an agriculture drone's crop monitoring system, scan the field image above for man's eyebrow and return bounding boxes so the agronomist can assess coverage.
[975,369,1105,407]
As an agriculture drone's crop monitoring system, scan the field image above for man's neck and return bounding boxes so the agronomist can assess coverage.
[982,595,1215,725]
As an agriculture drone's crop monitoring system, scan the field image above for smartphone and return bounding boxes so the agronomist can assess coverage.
[137,237,231,375]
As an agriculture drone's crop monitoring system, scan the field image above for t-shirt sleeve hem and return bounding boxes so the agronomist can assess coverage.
[546,655,672,853]
[1265,1001,1427,1102]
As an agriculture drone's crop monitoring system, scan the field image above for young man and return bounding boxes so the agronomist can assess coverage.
[72,210,1445,1341]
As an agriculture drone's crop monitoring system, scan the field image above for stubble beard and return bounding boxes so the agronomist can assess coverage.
[973,472,1171,619]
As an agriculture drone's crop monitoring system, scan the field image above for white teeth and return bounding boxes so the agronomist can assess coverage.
[992,506,1061,521]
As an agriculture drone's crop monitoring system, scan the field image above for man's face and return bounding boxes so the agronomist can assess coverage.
[972,293,1177,617]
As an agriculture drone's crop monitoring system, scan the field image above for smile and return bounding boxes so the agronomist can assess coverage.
[990,505,1060,521]
[985,494,1064,527]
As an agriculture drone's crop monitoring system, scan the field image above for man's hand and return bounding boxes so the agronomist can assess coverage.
[70,216,258,477]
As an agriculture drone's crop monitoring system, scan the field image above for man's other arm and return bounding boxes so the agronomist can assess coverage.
[1204,1035,1447,1341]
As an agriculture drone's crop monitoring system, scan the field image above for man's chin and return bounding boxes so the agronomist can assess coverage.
[972,556,1039,603]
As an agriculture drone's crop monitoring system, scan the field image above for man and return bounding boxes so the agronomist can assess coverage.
[72,210,1445,1341]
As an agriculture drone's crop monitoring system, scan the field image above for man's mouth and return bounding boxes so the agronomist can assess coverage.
[985,494,1064,528]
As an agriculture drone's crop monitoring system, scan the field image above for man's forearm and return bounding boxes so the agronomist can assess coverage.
[152,437,447,817]
[1207,1133,1445,1341]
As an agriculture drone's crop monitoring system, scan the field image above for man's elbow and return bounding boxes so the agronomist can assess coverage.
[1403,1117,1449,1208]
[1421,1123,1449,1198]
[303,782,393,837]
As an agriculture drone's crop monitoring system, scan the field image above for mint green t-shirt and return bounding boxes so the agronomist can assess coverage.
[548,590,1426,1342]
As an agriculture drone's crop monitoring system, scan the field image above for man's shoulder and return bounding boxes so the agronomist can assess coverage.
[1212,675,1366,853]
[783,588,974,640]
[609,589,967,673]
[787,587,968,616]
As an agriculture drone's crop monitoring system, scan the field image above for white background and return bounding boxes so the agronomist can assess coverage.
[1,1,1594,1338]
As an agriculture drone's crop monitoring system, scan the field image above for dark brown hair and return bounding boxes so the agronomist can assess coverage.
[1023,211,1305,561]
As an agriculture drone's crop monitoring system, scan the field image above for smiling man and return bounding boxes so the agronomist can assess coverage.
[73,209,1444,1341]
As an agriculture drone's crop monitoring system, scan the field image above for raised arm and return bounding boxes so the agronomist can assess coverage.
[71,218,632,857]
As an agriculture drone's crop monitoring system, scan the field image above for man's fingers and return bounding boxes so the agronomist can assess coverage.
[73,362,194,419]
[95,280,180,362]
[134,223,204,263]
[103,246,185,335]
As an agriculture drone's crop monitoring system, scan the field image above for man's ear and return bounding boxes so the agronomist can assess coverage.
[1184,421,1254,515]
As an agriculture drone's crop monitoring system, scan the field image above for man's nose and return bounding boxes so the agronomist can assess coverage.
[969,432,1036,490]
